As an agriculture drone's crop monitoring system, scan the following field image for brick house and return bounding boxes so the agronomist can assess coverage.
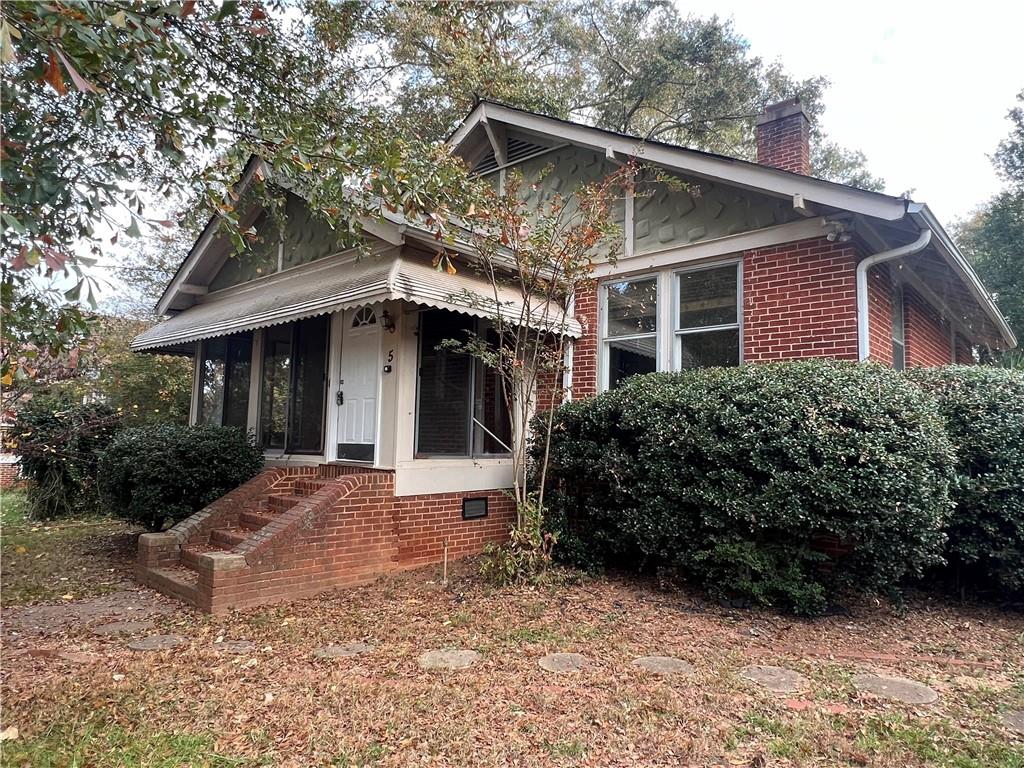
[133,99,1015,612]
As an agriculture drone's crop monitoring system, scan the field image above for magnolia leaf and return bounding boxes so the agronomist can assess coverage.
[54,48,98,94]
[0,22,15,64]
[250,6,267,20]
[180,0,196,17]
[42,51,66,95]
[109,10,127,28]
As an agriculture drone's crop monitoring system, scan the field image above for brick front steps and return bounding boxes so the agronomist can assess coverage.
[136,465,516,613]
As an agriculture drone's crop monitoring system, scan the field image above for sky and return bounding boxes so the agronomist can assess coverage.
[677,0,1024,223]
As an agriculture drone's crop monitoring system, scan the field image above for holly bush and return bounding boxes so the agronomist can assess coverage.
[537,361,955,615]
[98,424,263,532]
[906,366,1024,594]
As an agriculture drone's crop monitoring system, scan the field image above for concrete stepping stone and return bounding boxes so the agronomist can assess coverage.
[127,634,184,652]
[314,642,375,659]
[418,649,480,670]
[739,664,809,694]
[1002,710,1024,735]
[213,640,255,655]
[633,656,696,676]
[539,652,587,673]
[853,673,938,705]
[92,620,155,637]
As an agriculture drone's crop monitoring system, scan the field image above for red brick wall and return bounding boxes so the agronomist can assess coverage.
[0,462,21,490]
[742,238,861,361]
[955,334,974,364]
[866,264,894,364]
[393,490,516,567]
[904,286,952,366]
[570,281,599,398]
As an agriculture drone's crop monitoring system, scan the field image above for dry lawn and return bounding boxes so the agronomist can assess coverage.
[1,519,1022,767]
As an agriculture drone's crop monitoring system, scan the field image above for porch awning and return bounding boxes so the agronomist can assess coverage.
[131,249,582,352]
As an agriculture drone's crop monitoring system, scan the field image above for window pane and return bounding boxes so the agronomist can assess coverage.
[679,329,739,368]
[678,266,738,329]
[287,315,329,454]
[223,334,252,429]
[606,278,657,337]
[607,336,657,389]
[199,338,226,425]
[473,329,511,454]
[417,309,472,455]
[260,325,292,450]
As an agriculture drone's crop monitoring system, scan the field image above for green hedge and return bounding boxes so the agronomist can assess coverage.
[98,424,264,531]
[906,366,1024,594]
[537,361,955,615]
[9,398,122,520]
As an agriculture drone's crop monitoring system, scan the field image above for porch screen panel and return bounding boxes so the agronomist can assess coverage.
[198,338,227,425]
[223,334,252,429]
[416,309,472,456]
[473,328,512,454]
[287,315,329,454]
[260,324,292,449]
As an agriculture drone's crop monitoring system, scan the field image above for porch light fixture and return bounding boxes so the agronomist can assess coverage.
[380,309,397,333]
[462,498,488,520]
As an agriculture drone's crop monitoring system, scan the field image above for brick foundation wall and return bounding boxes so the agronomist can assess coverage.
[0,460,21,490]
[904,286,953,366]
[393,489,516,567]
[742,237,861,361]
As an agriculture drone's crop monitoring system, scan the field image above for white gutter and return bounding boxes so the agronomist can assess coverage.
[857,229,932,361]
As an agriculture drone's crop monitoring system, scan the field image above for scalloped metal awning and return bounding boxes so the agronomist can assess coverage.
[131,249,581,353]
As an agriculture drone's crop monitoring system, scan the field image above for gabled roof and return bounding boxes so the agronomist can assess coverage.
[449,100,911,221]
[448,100,1015,349]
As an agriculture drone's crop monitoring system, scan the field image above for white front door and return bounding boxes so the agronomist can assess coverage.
[335,305,381,462]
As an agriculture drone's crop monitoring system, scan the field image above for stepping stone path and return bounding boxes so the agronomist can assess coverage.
[91,620,155,637]
[739,665,809,694]
[418,649,480,670]
[853,673,938,705]
[1003,710,1024,735]
[315,642,375,659]
[213,640,255,655]
[127,635,184,652]
[632,656,695,676]
[539,653,587,673]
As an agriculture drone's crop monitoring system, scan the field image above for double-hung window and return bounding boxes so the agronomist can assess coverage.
[602,277,658,390]
[675,263,741,368]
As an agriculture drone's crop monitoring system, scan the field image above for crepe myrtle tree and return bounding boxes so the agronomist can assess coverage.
[439,163,635,529]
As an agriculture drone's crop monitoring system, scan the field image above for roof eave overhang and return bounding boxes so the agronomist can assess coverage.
[449,102,910,222]
[155,156,267,317]
[908,203,1017,349]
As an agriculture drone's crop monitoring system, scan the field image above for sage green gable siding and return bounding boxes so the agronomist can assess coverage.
[209,194,345,292]
[633,175,799,255]
[502,143,799,257]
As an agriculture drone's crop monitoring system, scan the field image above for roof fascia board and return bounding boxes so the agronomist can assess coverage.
[155,156,266,316]
[909,204,1016,348]
[449,101,488,147]
[469,103,908,222]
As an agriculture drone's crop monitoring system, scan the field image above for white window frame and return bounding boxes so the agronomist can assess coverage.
[597,258,743,393]
[672,259,743,370]
[599,273,661,392]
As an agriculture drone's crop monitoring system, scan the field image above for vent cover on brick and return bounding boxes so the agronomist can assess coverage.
[472,136,549,174]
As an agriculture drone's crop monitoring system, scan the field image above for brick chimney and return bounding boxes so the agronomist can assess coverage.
[756,98,811,175]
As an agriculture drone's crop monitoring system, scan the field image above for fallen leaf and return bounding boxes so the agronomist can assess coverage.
[0,726,18,741]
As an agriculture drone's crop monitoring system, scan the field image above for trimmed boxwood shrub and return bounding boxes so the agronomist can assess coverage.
[905,366,1024,594]
[98,424,264,531]
[9,397,122,520]
[537,361,955,615]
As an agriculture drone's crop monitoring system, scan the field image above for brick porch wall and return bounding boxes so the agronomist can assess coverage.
[0,460,21,490]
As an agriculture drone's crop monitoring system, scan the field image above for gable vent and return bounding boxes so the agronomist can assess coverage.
[472,136,549,174]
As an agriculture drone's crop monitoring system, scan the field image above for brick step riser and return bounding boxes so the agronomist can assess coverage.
[294,480,328,497]
[210,528,248,548]
[144,567,200,605]
[239,511,274,531]
[268,495,301,514]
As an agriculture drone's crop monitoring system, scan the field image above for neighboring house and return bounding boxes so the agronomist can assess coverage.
[0,422,21,490]
[133,98,1016,612]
